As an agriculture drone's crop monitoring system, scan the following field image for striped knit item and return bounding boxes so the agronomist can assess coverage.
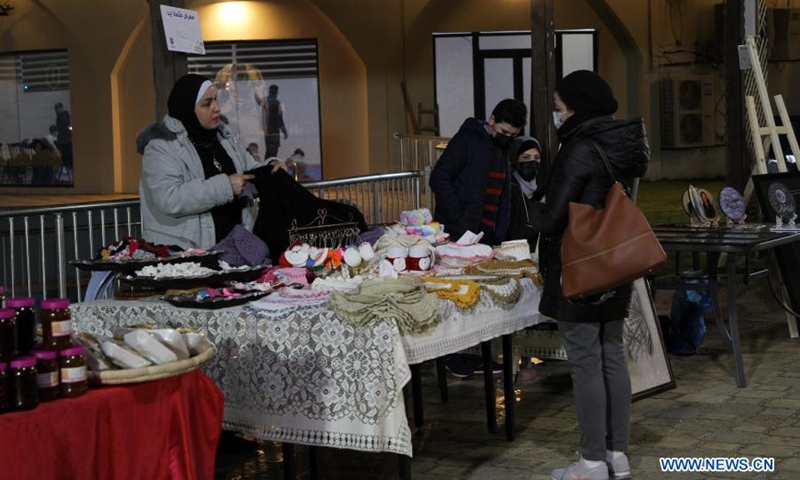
[481,157,506,239]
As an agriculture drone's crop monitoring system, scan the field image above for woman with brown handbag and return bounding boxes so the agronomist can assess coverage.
[529,70,650,480]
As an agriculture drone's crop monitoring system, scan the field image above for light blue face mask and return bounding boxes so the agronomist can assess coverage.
[553,111,564,129]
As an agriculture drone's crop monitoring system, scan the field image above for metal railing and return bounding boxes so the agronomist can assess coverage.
[398,134,449,172]
[303,170,430,225]
[0,200,142,301]
[0,170,430,302]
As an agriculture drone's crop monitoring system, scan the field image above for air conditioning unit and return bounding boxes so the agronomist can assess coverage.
[660,76,716,149]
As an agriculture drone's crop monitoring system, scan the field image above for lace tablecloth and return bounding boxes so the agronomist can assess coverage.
[71,300,413,456]
[403,278,542,364]
[70,278,543,457]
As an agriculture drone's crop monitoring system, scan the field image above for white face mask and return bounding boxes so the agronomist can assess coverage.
[553,111,564,129]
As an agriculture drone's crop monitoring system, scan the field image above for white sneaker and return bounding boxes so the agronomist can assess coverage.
[606,450,631,480]
[551,458,610,480]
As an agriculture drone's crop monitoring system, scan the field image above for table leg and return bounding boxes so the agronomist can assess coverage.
[707,252,733,350]
[481,341,497,434]
[309,445,320,480]
[436,357,449,403]
[707,252,747,387]
[410,363,424,431]
[502,334,515,441]
[726,254,747,387]
[283,443,296,480]
[399,454,412,480]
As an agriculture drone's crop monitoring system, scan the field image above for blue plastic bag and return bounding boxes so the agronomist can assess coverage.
[668,279,712,355]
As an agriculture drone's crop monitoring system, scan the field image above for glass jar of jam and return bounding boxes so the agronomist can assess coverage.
[0,308,18,363]
[7,298,36,356]
[59,345,88,398]
[9,356,38,411]
[0,362,9,413]
[41,298,71,351]
[33,350,60,402]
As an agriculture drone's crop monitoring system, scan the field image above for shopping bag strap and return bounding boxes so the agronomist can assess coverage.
[586,139,631,196]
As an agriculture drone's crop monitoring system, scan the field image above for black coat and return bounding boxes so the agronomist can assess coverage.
[245,169,368,263]
[529,116,650,322]
[429,118,511,244]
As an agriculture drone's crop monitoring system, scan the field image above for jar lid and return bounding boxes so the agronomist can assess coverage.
[6,297,35,308]
[0,308,15,319]
[41,298,70,310]
[10,356,36,369]
[0,362,6,372]
[33,350,58,360]
[59,345,85,357]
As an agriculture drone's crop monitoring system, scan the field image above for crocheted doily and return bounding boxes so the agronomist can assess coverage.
[421,277,481,309]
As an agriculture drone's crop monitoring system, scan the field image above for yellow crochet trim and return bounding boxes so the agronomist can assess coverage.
[422,277,481,309]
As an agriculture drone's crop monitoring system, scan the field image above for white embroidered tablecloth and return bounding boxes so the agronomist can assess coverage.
[71,300,414,456]
[70,278,544,457]
[402,278,543,364]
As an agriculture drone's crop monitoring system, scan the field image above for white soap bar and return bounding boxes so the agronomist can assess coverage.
[124,330,178,365]
[182,332,213,356]
[101,339,152,369]
[146,329,190,360]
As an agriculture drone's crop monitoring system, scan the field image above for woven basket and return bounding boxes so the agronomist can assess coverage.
[87,347,213,385]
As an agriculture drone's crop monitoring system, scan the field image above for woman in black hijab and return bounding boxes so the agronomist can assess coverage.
[137,74,282,249]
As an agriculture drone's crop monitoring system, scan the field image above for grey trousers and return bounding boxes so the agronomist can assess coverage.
[557,319,631,461]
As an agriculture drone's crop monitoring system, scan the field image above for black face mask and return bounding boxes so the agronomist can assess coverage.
[517,162,539,182]
[492,133,513,150]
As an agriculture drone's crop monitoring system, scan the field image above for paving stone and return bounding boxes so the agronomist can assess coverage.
[765,399,800,409]
[741,444,799,458]
[732,424,770,433]
[735,388,785,399]
[726,395,765,405]
[696,441,743,452]
[778,458,800,472]
[704,430,767,444]
[679,393,731,404]
[767,427,800,437]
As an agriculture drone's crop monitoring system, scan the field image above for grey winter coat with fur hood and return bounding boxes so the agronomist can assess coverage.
[136,115,263,249]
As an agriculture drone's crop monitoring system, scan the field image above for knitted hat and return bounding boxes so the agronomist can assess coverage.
[555,70,618,115]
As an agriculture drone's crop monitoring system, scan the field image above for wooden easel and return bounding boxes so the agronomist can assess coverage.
[741,35,800,339]
[742,36,800,200]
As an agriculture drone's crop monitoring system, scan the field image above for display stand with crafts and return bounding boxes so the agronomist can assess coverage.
[63,206,550,479]
[65,201,680,480]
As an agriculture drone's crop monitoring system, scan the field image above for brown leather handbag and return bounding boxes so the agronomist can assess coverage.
[561,140,666,300]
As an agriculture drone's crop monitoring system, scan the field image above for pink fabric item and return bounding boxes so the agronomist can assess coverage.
[259,267,309,287]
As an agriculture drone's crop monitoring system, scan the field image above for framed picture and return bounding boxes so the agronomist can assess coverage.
[752,172,800,328]
[752,172,800,225]
[625,278,676,402]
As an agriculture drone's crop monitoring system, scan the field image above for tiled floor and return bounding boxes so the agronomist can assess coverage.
[215,280,800,479]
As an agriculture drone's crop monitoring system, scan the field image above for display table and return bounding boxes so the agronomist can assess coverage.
[653,224,800,387]
[0,370,224,480]
[71,278,543,458]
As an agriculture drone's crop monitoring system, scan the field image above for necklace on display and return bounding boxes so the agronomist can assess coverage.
[189,137,222,172]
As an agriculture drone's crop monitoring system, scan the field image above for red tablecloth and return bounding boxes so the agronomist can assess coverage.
[0,370,224,480]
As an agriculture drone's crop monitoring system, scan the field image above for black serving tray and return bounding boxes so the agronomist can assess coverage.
[162,290,270,309]
[118,263,270,289]
[70,250,223,273]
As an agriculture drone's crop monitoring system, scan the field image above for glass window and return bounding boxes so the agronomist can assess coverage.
[0,50,73,187]
[189,39,323,181]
